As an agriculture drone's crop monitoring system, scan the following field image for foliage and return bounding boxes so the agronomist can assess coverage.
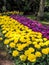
[0,0,49,16]
[46,0,49,5]
[0,0,40,14]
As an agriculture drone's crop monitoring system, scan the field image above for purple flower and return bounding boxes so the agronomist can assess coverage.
[10,15,49,39]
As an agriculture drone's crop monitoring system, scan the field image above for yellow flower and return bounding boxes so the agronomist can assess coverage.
[39,39,43,42]
[16,43,22,47]
[28,47,35,52]
[22,44,28,48]
[14,38,18,43]
[32,37,36,41]
[35,51,42,57]
[47,48,49,53]
[4,39,10,44]
[17,45,24,51]
[32,42,37,45]
[39,42,45,47]
[2,30,7,34]
[5,32,11,37]
[44,41,49,46]
[34,44,41,49]
[38,33,42,36]
[37,35,42,38]
[28,54,36,62]
[35,39,39,42]
[43,38,47,41]
[24,50,31,56]
[9,38,14,41]
[12,50,19,57]
[42,48,48,54]
[26,40,31,44]
[20,36,26,42]
[20,55,27,61]
[9,42,16,48]
[0,37,3,40]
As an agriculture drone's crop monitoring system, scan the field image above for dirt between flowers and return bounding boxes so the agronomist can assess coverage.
[0,50,14,65]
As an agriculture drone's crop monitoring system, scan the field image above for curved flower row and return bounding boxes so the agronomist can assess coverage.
[10,15,49,39]
[0,16,49,63]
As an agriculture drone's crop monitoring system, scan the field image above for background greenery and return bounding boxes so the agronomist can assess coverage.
[0,0,49,13]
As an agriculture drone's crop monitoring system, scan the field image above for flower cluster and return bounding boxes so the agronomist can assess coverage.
[0,15,49,63]
[10,15,49,39]
[0,11,23,16]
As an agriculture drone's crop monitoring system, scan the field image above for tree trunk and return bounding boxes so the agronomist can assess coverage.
[37,0,46,20]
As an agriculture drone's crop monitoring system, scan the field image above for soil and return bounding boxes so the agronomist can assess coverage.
[0,50,14,65]
[0,59,14,65]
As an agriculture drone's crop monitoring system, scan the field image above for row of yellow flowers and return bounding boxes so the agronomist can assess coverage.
[0,15,49,62]
[0,11,23,15]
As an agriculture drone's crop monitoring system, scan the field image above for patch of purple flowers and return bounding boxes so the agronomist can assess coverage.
[10,15,49,39]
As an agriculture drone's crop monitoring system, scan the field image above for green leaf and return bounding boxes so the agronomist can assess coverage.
[40,62,46,65]
[14,59,21,65]
[32,63,35,65]
[27,62,30,65]
[47,58,49,61]
[47,55,49,58]
[23,63,26,65]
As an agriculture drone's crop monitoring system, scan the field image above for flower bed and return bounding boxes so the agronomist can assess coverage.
[10,15,49,39]
[0,15,49,65]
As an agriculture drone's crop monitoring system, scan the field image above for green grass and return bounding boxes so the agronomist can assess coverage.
[27,15,36,20]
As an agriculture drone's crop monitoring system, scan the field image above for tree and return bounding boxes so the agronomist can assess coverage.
[37,0,46,20]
